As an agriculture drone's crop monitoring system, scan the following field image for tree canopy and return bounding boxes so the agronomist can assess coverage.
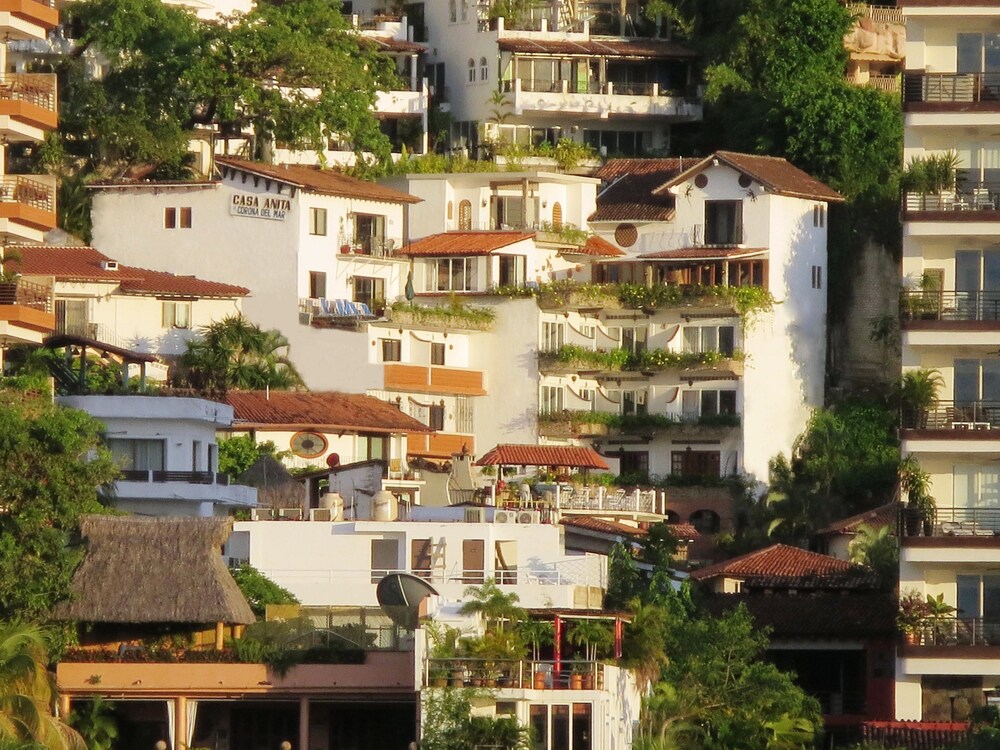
[57,0,396,177]
[0,383,116,621]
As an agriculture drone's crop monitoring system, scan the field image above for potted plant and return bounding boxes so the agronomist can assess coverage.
[925,593,957,645]
[896,368,944,430]
[898,589,932,645]
[900,455,936,536]
[515,618,554,689]
[0,246,22,303]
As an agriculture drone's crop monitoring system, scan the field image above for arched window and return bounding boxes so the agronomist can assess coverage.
[449,0,456,22]
[458,200,472,230]
[689,509,721,535]
[468,58,476,83]
[461,0,469,21]
[551,201,563,229]
[447,201,454,221]
[480,57,489,81]
[665,509,680,524]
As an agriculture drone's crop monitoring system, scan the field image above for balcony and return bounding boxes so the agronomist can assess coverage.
[339,236,400,258]
[904,72,1000,112]
[0,73,57,140]
[900,290,1000,339]
[407,431,475,458]
[383,364,486,396]
[0,175,56,241]
[424,658,602,691]
[114,470,257,506]
[904,183,1000,224]
[538,410,739,439]
[504,77,701,121]
[374,80,428,117]
[0,276,54,343]
[0,0,59,41]
[902,400,1000,432]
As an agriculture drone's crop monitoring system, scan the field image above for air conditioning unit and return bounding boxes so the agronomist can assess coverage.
[494,510,515,524]
[517,511,540,524]
[464,507,486,523]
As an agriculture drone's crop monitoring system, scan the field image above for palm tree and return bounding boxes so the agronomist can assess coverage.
[459,579,524,633]
[514,619,554,661]
[0,624,82,750]
[180,315,304,393]
[566,619,612,662]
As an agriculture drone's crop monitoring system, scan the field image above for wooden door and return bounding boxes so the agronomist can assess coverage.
[463,539,485,584]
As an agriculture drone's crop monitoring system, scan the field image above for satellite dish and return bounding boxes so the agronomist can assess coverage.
[326,452,340,468]
[376,573,438,630]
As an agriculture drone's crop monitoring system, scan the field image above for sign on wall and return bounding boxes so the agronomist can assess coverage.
[230,193,290,221]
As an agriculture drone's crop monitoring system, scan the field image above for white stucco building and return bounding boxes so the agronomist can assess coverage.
[58,395,257,517]
[89,157,421,391]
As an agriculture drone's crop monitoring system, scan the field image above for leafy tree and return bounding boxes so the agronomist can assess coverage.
[0,387,116,620]
[179,315,303,393]
[0,624,83,750]
[230,564,299,619]
[566,619,613,662]
[513,619,554,661]
[57,0,396,178]
[421,689,531,750]
[218,435,288,478]
[848,523,898,589]
[67,699,116,750]
[605,541,642,609]
[642,605,820,750]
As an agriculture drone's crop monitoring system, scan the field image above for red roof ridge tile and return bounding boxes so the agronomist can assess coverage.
[689,543,859,581]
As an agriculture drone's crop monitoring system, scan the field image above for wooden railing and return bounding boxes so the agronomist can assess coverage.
[904,72,1000,105]
[0,73,56,112]
[0,278,51,311]
[0,176,54,213]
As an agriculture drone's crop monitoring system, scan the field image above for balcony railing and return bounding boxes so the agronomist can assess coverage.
[0,73,56,113]
[0,278,51,311]
[900,505,1000,537]
[506,78,692,97]
[0,175,54,213]
[902,400,1000,430]
[847,73,900,93]
[901,290,1000,322]
[119,470,232,485]
[425,658,602,690]
[904,72,1000,106]
[907,617,1000,647]
[904,182,1000,213]
[342,237,398,258]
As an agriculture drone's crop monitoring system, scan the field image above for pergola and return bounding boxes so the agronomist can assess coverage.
[475,444,609,472]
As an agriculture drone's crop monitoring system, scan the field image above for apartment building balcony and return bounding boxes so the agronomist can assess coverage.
[904,183,1000,226]
[0,0,59,42]
[900,290,1000,346]
[902,401,1000,434]
[374,79,428,118]
[424,658,603,691]
[538,346,744,379]
[903,72,1000,113]
[0,276,53,344]
[383,363,486,396]
[502,77,701,121]
[114,470,257,506]
[0,175,56,242]
[0,73,57,141]
[537,410,739,439]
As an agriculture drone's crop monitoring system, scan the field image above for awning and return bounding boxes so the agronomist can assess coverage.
[476,444,609,470]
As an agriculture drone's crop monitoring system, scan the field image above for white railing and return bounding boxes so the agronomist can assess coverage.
[848,3,904,25]
[553,485,663,515]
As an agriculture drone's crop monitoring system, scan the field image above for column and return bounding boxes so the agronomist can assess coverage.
[215,622,225,650]
[298,697,310,750]
[174,696,187,750]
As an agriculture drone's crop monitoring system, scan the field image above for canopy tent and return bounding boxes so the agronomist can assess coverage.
[476,444,609,470]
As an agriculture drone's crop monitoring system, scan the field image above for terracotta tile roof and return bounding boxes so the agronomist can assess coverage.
[400,231,535,257]
[561,516,647,537]
[215,157,422,204]
[701,592,897,639]
[637,246,768,260]
[225,391,432,433]
[861,722,971,750]
[570,235,625,257]
[476,444,609,469]
[818,501,902,536]
[15,245,249,297]
[668,523,700,541]
[689,544,872,588]
[591,159,681,222]
[655,151,843,203]
[497,37,697,59]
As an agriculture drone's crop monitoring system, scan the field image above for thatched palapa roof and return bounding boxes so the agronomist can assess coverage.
[54,515,255,625]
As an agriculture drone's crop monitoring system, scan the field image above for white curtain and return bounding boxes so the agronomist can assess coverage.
[187,700,199,747]
[165,700,175,750]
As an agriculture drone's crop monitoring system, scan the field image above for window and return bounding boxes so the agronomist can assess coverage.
[682,390,737,420]
[353,276,385,308]
[411,538,433,579]
[530,704,592,750]
[371,538,399,582]
[958,32,1000,74]
[309,271,327,299]
[682,325,735,356]
[671,449,721,478]
[192,440,202,471]
[430,257,476,292]
[619,389,647,416]
[180,206,192,228]
[458,199,472,230]
[954,464,1000,508]
[619,451,649,477]
[541,321,564,352]
[954,358,1000,406]
[480,56,488,81]
[551,201,563,229]
[164,207,176,229]
[449,0,456,21]
[429,404,445,431]
[357,435,387,462]
[540,385,564,414]
[812,204,825,228]
[607,325,647,354]
[704,200,743,245]
[499,255,526,287]
[461,0,468,20]
[431,342,446,366]
[56,299,89,337]
[353,213,386,254]
[956,248,1000,320]
[811,266,823,290]
[162,301,192,329]
[310,207,327,236]
[381,338,402,362]
[578,387,593,403]
[107,438,165,472]
[468,58,476,83]
[447,201,454,221]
